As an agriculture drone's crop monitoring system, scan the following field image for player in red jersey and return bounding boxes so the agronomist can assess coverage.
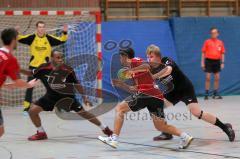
[0,28,38,138]
[98,48,193,149]
[128,44,235,142]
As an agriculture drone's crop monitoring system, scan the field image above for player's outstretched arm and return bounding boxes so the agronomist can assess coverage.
[127,63,150,75]
[112,79,137,93]
[47,25,68,46]
[152,66,172,80]
[20,69,33,76]
[17,34,35,45]
[4,58,38,89]
[3,79,39,89]
[15,25,35,45]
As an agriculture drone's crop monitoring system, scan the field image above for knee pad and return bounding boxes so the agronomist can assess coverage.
[198,110,203,119]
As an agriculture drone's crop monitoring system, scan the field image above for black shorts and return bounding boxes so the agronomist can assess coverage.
[205,58,221,73]
[0,109,3,126]
[34,94,83,112]
[165,83,198,106]
[125,93,164,118]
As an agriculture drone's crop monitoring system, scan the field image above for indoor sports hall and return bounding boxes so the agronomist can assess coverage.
[0,0,239,159]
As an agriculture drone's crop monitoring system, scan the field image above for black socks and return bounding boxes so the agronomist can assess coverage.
[205,90,209,96]
[215,118,227,131]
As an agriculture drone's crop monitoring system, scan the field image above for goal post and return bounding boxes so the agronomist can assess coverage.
[0,10,102,107]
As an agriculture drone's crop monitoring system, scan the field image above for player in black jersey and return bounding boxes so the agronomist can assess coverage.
[21,50,112,141]
[129,44,235,142]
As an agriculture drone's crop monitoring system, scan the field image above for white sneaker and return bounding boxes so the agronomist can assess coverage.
[178,134,193,149]
[22,111,29,116]
[98,135,118,149]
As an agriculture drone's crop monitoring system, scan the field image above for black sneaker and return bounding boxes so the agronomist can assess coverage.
[153,132,173,141]
[224,123,235,142]
[204,95,209,100]
[23,107,30,112]
[213,94,222,99]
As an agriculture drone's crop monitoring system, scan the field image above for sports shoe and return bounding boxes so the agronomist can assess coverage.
[23,107,30,112]
[204,95,209,100]
[28,131,48,141]
[153,132,173,141]
[102,126,113,136]
[212,93,222,99]
[22,110,29,116]
[98,135,118,149]
[224,123,235,142]
[178,134,193,149]
[23,101,31,112]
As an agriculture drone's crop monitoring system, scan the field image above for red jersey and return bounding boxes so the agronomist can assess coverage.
[202,39,225,60]
[0,48,20,87]
[131,57,163,100]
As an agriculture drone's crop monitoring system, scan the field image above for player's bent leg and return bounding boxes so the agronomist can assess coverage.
[163,98,174,108]
[77,108,101,125]
[188,103,235,141]
[98,101,131,149]
[28,104,44,127]
[188,103,216,124]
[152,115,193,149]
[152,115,181,136]
[153,99,174,141]
[28,104,47,141]
[114,101,131,135]
[76,108,113,136]
[148,96,193,149]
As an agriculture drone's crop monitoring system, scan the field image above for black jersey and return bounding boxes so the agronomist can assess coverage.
[33,63,78,98]
[151,57,193,92]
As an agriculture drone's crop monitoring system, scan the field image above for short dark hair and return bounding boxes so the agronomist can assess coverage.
[51,49,63,57]
[36,21,45,27]
[119,48,135,59]
[210,27,219,33]
[1,28,18,45]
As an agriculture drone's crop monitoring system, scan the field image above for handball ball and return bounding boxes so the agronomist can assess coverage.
[117,67,131,81]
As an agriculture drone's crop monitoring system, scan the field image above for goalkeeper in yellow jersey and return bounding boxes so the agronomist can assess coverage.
[17,21,68,112]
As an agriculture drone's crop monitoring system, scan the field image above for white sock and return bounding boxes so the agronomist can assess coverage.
[99,123,107,130]
[180,132,188,139]
[111,134,118,141]
[37,126,45,133]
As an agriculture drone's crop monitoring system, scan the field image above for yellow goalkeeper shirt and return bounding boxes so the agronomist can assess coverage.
[18,32,68,67]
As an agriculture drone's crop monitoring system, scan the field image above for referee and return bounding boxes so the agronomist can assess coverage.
[17,21,68,112]
[201,27,225,100]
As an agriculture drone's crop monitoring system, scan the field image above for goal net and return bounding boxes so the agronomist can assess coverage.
[0,10,102,107]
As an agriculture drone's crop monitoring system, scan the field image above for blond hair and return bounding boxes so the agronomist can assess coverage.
[146,44,161,57]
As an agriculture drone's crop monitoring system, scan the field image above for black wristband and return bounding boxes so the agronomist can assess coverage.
[63,31,67,35]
